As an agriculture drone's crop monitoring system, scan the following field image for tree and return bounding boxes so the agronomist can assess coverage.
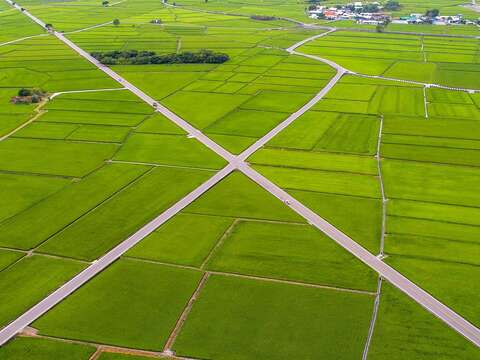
[18,88,32,97]
[384,0,400,11]
[113,18,120,26]
[425,9,439,18]
[102,0,109,6]
[363,3,379,12]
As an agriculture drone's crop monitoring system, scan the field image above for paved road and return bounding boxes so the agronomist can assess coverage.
[2,0,480,349]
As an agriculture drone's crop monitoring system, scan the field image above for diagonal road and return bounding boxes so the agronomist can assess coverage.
[1,0,480,349]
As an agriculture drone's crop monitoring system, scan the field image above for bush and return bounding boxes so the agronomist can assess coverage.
[91,49,230,65]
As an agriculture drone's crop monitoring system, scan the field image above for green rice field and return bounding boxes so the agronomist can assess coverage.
[0,0,479,359]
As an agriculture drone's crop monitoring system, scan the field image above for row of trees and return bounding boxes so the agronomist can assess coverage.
[91,49,229,65]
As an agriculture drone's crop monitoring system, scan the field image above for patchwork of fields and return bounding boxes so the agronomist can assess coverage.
[0,0,479,359]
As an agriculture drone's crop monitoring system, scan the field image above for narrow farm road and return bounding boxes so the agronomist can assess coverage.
[2,0,480,350]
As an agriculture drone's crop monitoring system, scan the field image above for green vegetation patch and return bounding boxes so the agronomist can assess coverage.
[127,213,233,267]
[0,164,149,250]
[253,165,381,199]
[0,255,85,327]
[388,256,479,326]
[0,138,117,177]
[67,125,131,143]
[185,172,302,222]
[0,336,96,360]
[163,91,250,128]
[0,249,23,272]
[369,283,479,360]
[35,259,202,351]
[37,167,212,260]
[114,133,226,169]
[382,159,480,207]
[174,275,373,359]
[207,221,377,291]
[0,173,68,223]
[250,148,377,175]
[291,190,382,253]
[205,109,287,138]
[135,113,186,135]
[240,91,311,113]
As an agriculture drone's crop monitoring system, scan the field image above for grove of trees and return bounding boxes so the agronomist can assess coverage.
[91,49,230,65]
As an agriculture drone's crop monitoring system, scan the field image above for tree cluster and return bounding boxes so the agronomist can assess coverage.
[11,88,47,104]
[425,9,440,18]
[91,49,230,65]
[384,0,400,11]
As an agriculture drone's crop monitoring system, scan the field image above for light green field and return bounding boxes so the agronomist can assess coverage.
[369,283,479,360]
[206,221,377,291]
[173,275,374,359]
[37,167,212,260]
[0,337,96,360]
[0,255,85,327]
[34,259,202,350]
[127,213,233,267]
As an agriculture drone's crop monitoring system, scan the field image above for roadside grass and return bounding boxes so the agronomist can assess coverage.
[173,274,373,359]
[126,213,234,267]
[37,167,212,261]
[0,163,150,250]
[0,172,68,223]
[206,220,377,291]
[369,282,479,360]
[0,255,85,328]
[0,336,96,360]
[34,259,202,351]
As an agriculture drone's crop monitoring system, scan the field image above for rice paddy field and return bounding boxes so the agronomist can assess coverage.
[0,0,479,359]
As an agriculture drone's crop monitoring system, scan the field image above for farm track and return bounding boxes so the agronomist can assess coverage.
[1,0,480,351]
[362,114,386,360]
[0,33,47,47]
